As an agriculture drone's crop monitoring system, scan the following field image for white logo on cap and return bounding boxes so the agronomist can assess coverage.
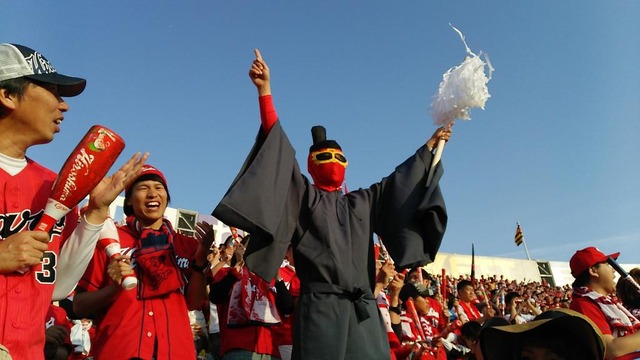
[23,51,57,75]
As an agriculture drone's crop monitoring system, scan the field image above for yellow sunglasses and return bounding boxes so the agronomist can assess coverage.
[310,148,348,167]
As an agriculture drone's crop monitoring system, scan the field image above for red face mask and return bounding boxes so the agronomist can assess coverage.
[307,148,347,192]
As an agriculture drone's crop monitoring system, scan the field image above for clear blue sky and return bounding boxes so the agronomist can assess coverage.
[3,2,639,264]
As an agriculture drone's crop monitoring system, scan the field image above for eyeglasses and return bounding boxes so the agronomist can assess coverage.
[310,148,348,166]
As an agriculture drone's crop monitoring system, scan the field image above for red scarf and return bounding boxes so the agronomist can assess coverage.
[126,216,185,299]
[458,301,481,321]
[573,286,640,337]
[227,265,281,327]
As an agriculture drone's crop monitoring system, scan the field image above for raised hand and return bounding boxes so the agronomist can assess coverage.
[249,49,271,96]
[193,221,215,265]
[427,124,453,151]
[84,152,149,224]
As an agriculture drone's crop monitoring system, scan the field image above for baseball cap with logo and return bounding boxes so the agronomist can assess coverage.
[570,246,620,278]
[0,43,86,97]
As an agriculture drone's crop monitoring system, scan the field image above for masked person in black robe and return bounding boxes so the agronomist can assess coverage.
[213,49,452,360]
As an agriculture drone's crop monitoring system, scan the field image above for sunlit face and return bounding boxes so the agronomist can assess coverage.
[593,262,617,294]
[4,82,68,149]
[519,345,566,360]
[128,180,167,229]
[459,285,476,302]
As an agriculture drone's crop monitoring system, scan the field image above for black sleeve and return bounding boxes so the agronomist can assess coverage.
[212,122,306,282]
[391,323,403,342]
[274,279,295,315]
[208,272,239,304]
[372,144,448,270]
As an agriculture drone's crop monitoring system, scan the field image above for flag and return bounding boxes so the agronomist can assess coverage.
[470,242,476,286]
[515,223,524,246]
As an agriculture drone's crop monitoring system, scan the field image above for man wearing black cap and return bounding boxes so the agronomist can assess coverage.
[0,43,146,359]
[569,246,640,359]
[213,49,452,360]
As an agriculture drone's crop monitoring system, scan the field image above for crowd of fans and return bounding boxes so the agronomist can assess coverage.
[3,43,640,360]
[41,238,615,360]
[371,263,577,360]
[34,223,640,360]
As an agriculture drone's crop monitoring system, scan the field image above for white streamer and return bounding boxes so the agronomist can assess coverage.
[431,24,494,126]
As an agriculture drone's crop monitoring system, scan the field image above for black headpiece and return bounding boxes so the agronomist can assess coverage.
[309,125,341,153]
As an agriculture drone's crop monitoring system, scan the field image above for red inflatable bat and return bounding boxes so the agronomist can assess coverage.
[36,125,125,232]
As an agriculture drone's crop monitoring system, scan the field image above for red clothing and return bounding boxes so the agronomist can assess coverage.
[399,312,446,360]
[45,303,73,332]
[425,297,448,333]
[458,301,481,322]
[571,297,611,333]
[571,296,640,360]
[45,303,73,346]
[571,296,633,336]
[0,160,79,360]
[259,95,277,133]
[273,265,300,348]
[77,227,198,360]
[212,267,281,358]
[45,304,79,359]
[377,293,400,360]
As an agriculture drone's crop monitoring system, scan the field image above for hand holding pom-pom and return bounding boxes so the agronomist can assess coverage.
[427,25,493,186]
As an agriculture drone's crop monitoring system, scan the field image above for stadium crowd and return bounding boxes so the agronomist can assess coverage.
[3,43,640,360]
[41,244,631,360]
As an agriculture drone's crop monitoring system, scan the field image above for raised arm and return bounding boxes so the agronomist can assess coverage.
[185,221,215,310]
[53,152,148,300]
[250,49,277,134]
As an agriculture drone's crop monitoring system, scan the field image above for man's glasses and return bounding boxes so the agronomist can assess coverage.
[310,149,348,166]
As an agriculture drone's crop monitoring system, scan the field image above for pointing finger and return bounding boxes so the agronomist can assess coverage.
[254,48,263,61]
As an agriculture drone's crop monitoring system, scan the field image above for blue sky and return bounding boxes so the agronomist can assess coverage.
[3,2,639,264]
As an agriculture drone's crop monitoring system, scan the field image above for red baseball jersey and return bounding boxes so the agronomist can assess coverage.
[45,303,73,345]
[45,303,73,332]
[0,160,79,360]
[77,226,199,360]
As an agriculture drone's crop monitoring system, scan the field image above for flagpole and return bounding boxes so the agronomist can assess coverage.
[516,221,531,260]
[470,242,475,286]
[522,238,532,261]
[515,222,532,261]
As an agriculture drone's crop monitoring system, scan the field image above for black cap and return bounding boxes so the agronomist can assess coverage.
[0,43,86,97]
[309,125,341,153]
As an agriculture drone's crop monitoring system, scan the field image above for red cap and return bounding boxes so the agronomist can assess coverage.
[570,246,620,277]
[125,164,168,193]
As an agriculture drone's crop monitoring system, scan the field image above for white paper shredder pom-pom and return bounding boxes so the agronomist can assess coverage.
[431,25,494,126]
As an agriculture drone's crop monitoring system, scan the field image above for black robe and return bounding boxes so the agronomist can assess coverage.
[213,121,448,360]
